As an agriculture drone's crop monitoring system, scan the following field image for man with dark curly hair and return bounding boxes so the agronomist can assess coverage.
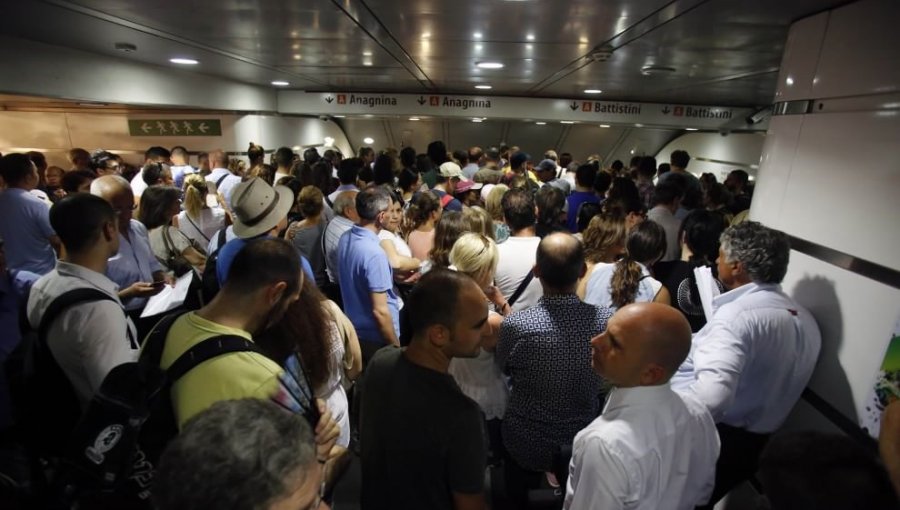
[671,221,822,508]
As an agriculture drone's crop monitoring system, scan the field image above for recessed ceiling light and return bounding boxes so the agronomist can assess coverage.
[333,115,346,118]
[422,32,431,39]
[599,124,611,128]
[524,58,534,62]
[476,61,504,69]
[579,36,589,44]
[525,44,533,50]
[526,34,535,41]
[363,137,374,144]
[292,44,300,50]
[641,65,676,76]
[584,89,603,94]
[535,121,547,125]
[169,58,198,65]
[363,60,373,66]
[475,85,492,90]
[634,123,644,127]
[561,120,575,124]
[473,32,483,39]
[363,51,373,57]
[472,118,483,123]
[685,128,698,131]
[271,80,289,86]
[293,54,302,60]
[409,117,420,121]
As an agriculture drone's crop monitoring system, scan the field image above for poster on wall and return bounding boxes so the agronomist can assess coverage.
[861,316,900,438]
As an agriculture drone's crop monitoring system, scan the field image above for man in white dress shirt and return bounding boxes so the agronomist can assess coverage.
[565,302,719,510]
[670,221,821,508]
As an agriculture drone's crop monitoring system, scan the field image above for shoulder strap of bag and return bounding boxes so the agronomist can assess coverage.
[215,226,228,254]
[507,269,535,308]
[215,173,229,188]
[185,213,210,243]
[162,226,178,258]
[325,194,334,209]
[38,288,119,344]
[166,335,262,383]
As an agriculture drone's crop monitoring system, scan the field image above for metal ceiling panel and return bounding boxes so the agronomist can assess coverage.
[0,0,856,107]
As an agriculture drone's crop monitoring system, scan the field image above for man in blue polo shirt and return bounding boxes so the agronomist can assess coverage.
[337,187,399,364]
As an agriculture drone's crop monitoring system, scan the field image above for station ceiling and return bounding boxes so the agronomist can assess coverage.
[2,0,851,107]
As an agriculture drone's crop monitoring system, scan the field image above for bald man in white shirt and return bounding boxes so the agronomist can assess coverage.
[565,303,719,510]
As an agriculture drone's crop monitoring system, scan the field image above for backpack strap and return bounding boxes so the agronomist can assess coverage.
[38,288,120,346]
[507,269,534,308]
[215,226,228,254]
[215,173,229,188]
[325,194,334,209]
[166,335,262,383]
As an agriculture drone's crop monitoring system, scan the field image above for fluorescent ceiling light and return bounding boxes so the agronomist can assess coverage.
[293,54,302,60]
[271,80,290,86]
[599,124,611,128]
[333,115,346,118]
[476,61,504,69]
[584,89,602,94]
[324,136,335,145]
[634,123,644,127]
[363,137,374,144]
[535,121,547,125]
[685,128,698,131]
[561,120,575,124]
[475,85,492,90]
[472,119,483,123]
[526,34,535,41]
[169,58,198,65]
[473,32,483,39]
[409,117,420,121]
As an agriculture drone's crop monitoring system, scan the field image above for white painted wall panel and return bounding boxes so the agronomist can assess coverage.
[774,12,828,102]
[751,116,804,228]
[655,132,766,181]
[812,0,900,99]
[780,251,900,426]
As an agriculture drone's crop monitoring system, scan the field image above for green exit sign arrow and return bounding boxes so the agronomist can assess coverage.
[128,119,222,136]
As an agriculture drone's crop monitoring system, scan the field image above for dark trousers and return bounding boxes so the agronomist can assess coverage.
[698,423,771,509]
[502,447,543,509]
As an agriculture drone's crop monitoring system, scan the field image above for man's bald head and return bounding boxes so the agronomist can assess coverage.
[90,175,132,201]
[209,149,228,169]
[535,232,585,290]
[591,302,692,387]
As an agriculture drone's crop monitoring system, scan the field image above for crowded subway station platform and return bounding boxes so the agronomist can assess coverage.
[1,0,900,509]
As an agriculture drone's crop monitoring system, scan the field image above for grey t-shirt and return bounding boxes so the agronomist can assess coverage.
[360,347,486,510]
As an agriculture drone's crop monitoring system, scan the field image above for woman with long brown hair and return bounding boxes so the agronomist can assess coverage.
[404,190,442,261]
[576,213,627,299]
[583,219,670,310]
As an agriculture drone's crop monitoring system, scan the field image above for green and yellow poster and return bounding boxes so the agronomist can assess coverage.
[862,318,900,437]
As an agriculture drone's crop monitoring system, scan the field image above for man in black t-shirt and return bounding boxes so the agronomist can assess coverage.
[359,269,489,510]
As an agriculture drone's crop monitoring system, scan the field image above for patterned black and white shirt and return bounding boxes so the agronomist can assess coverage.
[496,293,613,471]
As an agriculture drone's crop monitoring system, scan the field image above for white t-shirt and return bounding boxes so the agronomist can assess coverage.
[377,229,412,257]
[583,261,662,313]
[177,207,227,246]
[495,236,542,312]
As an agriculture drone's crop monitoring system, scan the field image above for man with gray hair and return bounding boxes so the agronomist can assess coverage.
[153,399,323,510]
[337,187,399,363]
[671,221,821,507]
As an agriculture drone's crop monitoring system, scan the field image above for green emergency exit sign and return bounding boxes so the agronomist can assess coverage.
[128,119,222,136]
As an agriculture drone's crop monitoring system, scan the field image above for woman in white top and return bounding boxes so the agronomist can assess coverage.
[138,186,207,275]
[576,213,627,299]
[378,187,420,282]
[447,233,510,421]
[584,219,670,311]
[175,174,228,246]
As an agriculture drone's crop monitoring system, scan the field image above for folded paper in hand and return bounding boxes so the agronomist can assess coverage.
[141,271,194,318]
[693,266,721,322]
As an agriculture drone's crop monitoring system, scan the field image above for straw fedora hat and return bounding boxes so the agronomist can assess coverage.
[230,177,295,239]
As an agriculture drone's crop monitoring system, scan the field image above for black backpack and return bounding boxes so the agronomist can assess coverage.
[19,308,260,507]
[200,226,229,304]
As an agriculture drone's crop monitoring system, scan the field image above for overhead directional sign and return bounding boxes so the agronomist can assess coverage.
[278,92,765,130]
[127,119,222,136]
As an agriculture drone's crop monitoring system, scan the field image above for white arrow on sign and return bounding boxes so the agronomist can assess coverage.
[198,122,209,134]
[141,122,152,134]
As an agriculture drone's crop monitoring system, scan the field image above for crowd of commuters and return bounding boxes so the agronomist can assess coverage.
[0,141,897,510]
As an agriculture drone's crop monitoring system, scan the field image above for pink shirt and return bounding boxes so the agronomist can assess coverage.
[407,229,436,261]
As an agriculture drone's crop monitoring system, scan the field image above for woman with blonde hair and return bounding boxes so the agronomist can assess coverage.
[176,173,229,247]
[462,205,495,240]
[484,184,510,242]
[576,213,627,299]
[447,232,510,457]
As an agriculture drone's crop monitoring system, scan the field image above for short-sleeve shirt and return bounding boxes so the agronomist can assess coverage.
[158,312,282,429]
[429,188,462,212]
[215,235,315,286]
[496,294,612,471]
[205,168,243,210]
[177,207,226,246]
[360,348,486,510]
[337,226,399,342]
[583,261,663,313]
[106,220,164,311]
[0,188,57,274]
